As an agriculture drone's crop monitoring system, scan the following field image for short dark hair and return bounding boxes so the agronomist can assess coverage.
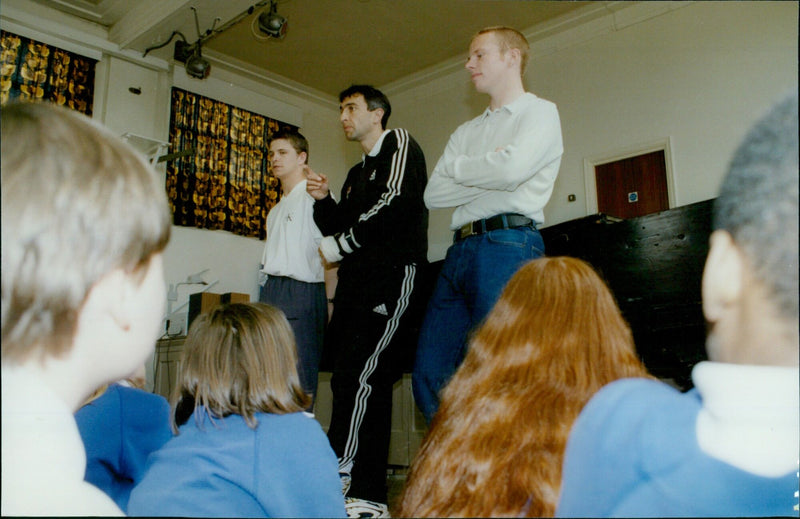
[270,128,308,163]
[339,84,392,129]
[713,93,798,319]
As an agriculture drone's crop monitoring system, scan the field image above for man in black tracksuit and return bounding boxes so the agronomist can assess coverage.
[306,85,428,505]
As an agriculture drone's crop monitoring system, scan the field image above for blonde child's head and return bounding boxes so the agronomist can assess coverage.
[173,302,311,432]
[1,101,171,365]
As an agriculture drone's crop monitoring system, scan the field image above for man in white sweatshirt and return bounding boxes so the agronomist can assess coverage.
[413,26,563,423]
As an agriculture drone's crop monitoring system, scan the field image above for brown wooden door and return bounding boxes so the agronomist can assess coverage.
[595,150,669,219]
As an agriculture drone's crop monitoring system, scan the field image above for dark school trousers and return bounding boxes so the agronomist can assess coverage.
[259,275,327,402]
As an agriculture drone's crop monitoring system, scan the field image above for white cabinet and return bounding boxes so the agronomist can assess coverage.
[98,56,167,142]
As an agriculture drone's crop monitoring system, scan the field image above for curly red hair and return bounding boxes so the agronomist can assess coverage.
[394,256,653,517]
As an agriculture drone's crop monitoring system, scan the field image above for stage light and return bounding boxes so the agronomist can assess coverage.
[256,0,287,39]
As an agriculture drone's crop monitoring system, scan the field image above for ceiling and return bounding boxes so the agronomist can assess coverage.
[31,0,594,98]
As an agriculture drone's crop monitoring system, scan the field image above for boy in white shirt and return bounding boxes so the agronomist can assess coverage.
[259,129,329,403]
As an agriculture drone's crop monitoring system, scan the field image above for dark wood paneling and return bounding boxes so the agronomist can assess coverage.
[542,199,714,389]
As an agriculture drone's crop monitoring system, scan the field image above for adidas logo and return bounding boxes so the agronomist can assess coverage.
[372,303,388,316]
[369,170,376,181]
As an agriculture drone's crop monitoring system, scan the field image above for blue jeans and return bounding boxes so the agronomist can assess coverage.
[412,226,544,423]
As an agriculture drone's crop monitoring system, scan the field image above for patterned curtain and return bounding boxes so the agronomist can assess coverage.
[167,88,293,240]
[0,30,96,114]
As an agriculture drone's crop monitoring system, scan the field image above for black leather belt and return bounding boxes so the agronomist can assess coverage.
[454,213,533,242]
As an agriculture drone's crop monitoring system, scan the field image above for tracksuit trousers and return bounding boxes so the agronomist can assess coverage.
[326,262,418,504]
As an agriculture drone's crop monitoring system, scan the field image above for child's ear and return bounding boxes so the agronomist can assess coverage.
[702,230,744,324]
[83,268,135,333]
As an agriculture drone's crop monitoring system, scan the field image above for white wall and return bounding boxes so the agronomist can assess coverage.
[388,1,798,261]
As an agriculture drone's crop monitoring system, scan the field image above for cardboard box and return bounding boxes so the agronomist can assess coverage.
[187,292,251,331]
[187,292,221,330]
[221,292,250,305]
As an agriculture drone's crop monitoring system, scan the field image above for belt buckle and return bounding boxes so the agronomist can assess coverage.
[459,222,474,240]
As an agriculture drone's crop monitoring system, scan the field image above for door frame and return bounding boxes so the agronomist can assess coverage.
[583,137,676,215]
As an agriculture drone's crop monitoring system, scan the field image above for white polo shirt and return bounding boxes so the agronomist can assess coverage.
[260,179,325,284]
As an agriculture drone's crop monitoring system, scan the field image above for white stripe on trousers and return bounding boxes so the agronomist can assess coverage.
[338,264,416,473]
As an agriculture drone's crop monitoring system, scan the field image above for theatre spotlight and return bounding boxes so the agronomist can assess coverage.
[143,1,286,80]
[257,0,287,39]
[185,46,211,79]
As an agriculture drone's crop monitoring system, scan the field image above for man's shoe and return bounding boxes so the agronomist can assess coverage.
[339,472,352,496]
[344,497,390,518]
